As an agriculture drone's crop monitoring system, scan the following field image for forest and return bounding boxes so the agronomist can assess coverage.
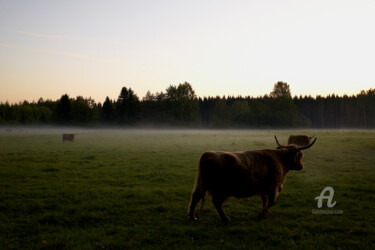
[1,81,374,129]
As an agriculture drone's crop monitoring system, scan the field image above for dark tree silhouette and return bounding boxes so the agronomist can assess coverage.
[102,97,116,122]
[1,83,375,128]
[165,82,199,124]
[116,87,140,124]
[270,81,292,99]
[269,81,297,126]
[57,94,72,124]
[71,96,97,124]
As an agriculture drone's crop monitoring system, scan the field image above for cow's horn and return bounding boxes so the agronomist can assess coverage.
[298,137,317,150]
[274,135,284,147]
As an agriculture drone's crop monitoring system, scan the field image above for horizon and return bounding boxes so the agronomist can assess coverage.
[0,83,373,105]
[1,0,375,104]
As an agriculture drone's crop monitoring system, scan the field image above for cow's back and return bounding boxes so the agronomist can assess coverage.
[198,151,277,198]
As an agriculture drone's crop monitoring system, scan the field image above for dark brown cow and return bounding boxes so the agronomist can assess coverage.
[62,133,75,143]
[288,135,315,146]
[188,136,317,221]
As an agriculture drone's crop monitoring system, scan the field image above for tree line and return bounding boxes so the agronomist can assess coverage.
[1,81,374,129]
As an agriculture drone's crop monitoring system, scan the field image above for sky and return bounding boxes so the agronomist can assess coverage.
[1,0,374,104]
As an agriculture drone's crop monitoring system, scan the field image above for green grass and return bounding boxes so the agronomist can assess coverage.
[0,129,374,249]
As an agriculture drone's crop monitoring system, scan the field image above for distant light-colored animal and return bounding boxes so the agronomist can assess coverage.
[188,136,317,221]
[288,135,315,146]
[62,133,75,143]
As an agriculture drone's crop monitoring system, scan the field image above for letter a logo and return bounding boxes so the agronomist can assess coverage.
[315,187,337,208]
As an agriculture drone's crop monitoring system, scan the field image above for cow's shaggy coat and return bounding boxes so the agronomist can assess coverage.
[188,136,316,221]
[62,134,75,143]
[288,135,315,146]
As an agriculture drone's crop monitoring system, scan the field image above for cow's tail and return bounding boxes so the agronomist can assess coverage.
[198,187,206,217]
[188,169,206,220]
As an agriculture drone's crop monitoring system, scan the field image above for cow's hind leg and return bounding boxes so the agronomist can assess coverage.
[188,187,205,220]
[212,196,230,222]
[259,194,269,218]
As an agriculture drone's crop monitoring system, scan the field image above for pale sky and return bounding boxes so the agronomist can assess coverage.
[1,0,374,104]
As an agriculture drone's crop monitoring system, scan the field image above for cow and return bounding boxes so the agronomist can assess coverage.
[288,134,315,146]
[62,133,75,143]
[188,136,317,221]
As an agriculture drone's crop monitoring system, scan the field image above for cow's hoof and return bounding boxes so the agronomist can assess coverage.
[258,211,267,220]
[221,216,231,223]
[188,216,199,221]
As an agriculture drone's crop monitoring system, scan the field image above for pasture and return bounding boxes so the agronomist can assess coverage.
[0,129,374,249]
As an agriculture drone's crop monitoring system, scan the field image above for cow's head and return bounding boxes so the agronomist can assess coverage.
[275,135,317,170]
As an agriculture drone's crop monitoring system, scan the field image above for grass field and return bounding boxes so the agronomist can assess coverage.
[0,128,374,249]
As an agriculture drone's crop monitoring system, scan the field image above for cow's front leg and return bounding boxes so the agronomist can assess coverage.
[261,194,268,209]
[260,187,280,218]
[265,187,280,211]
